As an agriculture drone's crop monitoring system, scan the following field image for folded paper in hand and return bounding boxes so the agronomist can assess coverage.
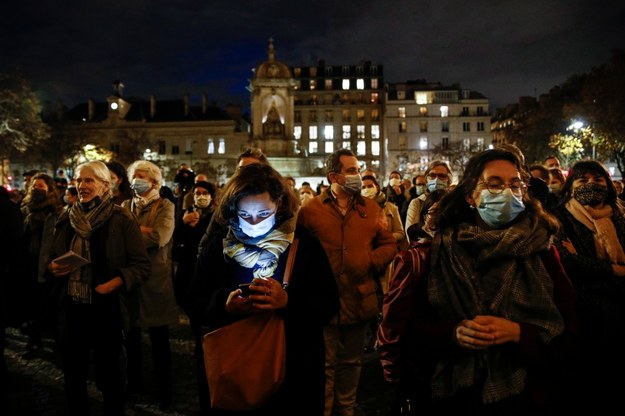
[52,250,90,268]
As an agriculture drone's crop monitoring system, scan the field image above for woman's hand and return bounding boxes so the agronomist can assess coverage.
[95,276,123,295]
[182,211,200,227]
[455,315,521,349]
[247,277,288,310]
[561,238,577,255]
[48,261,75,277]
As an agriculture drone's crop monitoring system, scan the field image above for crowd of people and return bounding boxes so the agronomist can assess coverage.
[1,146,625,416]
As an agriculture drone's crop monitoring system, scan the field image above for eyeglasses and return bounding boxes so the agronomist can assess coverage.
[427,173,449,181]
[477,179,527,196]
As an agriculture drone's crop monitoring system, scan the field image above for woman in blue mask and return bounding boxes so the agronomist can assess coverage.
[389,149,578,414]
[552,160,625,412]
[187,163,339,415]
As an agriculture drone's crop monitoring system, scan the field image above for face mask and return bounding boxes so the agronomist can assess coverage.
[194,195,211,208]
[238,213,276,238]
[361,187,378,199]
[427,178,448,193]
[131,178,151,195]
[573,182,608,206]
[415,185,426,196]
[548,184,561,194]
[300,193,313,203]
[477,188,525,228]
[389,178,401,187]
[341,174,362,196]
[110,181,119,192]
[31,188,47,202]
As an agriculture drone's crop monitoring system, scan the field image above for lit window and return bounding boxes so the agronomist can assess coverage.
[415,92,428,104]
[218,138,225,154]
[356,79,364,90]
[420,121,427,133]
[371,140,380,156]
[342,125,351,139]
[419,137,428,150]
[294,126,302,140]
[309,126,318,140]
[399,121,407,132]
[325,141,334,153]
[371,78,378,89]
[419,107,427,116]
[398,107,406,118]
[463,138,470,150]
[342,79,350,90]
[371,125,380,139]
[325,79,332,89]
[477,137,484,150]
[440,106,449,117]
[343,141,351,149]
[370,93,378,103]
[397,91,405,100]
[357,125,365,139]
[371,109,379,121]
[324,125,334,140]
[399,136,406,149]
[309,141,318,154]
[342,109,351,122]
[357,110,365,121]
[310,80,316,90]
[207,138,214,154]
[357,141,365,155]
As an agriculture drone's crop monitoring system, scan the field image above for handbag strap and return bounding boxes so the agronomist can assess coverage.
[282,238,299,288]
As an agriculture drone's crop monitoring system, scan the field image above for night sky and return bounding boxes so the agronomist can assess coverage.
[2,0,624,111]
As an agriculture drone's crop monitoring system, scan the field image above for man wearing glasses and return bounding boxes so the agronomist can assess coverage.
[404,160,453,242]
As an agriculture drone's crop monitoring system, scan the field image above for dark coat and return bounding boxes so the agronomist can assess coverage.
[0,191,24,326]
[188,226,339,415]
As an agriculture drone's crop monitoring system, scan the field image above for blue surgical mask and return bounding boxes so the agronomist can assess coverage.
[341,174,362,196]
[238,213,276,238]
[427,178,448,193]
[131,178,151,195]
[477,188,525,228]
[415,185,426,196]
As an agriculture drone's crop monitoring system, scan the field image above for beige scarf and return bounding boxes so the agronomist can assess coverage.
[565,198,625,263]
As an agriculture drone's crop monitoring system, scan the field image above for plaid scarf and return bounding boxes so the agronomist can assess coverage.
[427,214,564,403]
[223,215,296,279]
[67,194,115,304]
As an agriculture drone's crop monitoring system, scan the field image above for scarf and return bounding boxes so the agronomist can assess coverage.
[565,198,625,264]
[132,188,160,217]
[427,214,564,403]
[67,194,115,304]
[223,215,296,279]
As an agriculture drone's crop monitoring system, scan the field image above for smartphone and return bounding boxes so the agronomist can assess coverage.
[238,283,253,297]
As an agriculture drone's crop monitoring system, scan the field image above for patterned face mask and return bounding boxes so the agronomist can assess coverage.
[573,182,608,206]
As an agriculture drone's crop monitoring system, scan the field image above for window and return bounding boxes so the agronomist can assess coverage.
[399,136,407,150]
[294,126,302,140]
[371,78,378,89]
[440,106,449,117]
[309,141,318,154]
[310,67,317,77]
[463,138,470,151]
[415,92,428,104]
[357,125,365,139]
[398,107,406,118]
[442,121,449,132]
[341,109,350,122]
[397,91,405,100]
[477,106,484,115]
[477,121,485,131]
[309,110,317,122]
[325,110,333,122]
[419,106,427,116]
[309,125,318,140]
[463,122,471,132]
[294,67,301,77]
[218,138,225,154]
[158,140,166,154]
[356,79,364,90]
[342,125,351,139]
[325,79,332,89]
[185,139,193,154]
[371,124,380,139]
[477,137,484,151]
[342,79,350,90]
[462,106,469,116]
[419,137,428,150]
[325,141,334,153]
[420,121,428,133]
[310,80,316,90]
[294,111,301,122]
[371,140,380,156]
[357,109,365,121]
[207,139,214,154]
[172,145,179,155]
[442,137,449,150]
[371,109,379,121]
[357,141,366,155]
[370,93,378,103]
[399,121,407,133]
[342,141,351,149]
[324,125,334,140]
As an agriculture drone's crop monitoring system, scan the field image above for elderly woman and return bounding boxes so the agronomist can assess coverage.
[121,160,178,409]
[552,160,625,412]
[48,161,150,416]
[188,163,339,415]
[382,149,578,414]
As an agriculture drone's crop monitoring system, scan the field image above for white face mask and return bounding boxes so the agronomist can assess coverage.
[238,213,276,238]
[361,187,378,199]
[389,178,401,187]
[194,195,211,208]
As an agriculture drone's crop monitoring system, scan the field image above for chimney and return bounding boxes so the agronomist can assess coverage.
[184,94,190,116]
[202,93,207,114]
[150,95,156,118]
[88,98,95,120]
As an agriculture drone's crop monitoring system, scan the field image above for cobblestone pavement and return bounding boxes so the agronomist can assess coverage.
[4,315,394,415]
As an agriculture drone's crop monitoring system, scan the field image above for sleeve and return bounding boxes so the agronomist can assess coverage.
[142,200,175,249]
[117,213,151,291]
[404,198,422,242]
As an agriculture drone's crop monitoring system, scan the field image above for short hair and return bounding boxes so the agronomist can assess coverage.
[425,160,453,181]
[548,167,566,184]
[214,163,299,226]
[106,160,132,192]
[389,171,402,179]
[127,160,162,186]
[529,164,550,181]
[325,148,356,181]
[75,161,112,197]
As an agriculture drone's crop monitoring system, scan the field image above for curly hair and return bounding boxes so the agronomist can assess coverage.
[22,172,62,210]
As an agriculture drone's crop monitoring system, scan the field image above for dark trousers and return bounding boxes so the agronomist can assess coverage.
[126,325,172,403]
[61,301,125,416]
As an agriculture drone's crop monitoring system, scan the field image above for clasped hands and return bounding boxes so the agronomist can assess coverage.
[48,261,123,295]
[226,277,288,315]
[455,315,521,350]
